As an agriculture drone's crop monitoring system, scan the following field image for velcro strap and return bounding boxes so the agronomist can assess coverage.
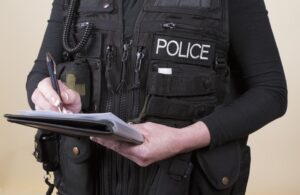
[33,131,59,172]
[214,55,227,70]
[168,159,193,180]
[146,96,215,120]
[159,153,193,181]
[149,72,216,96]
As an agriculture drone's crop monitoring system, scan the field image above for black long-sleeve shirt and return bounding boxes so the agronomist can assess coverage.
[26,0,287,149]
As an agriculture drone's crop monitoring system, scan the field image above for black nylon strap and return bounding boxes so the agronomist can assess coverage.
[146,96,215,120]
[44,172,55,195]
[149,72,216,96]
[34,131,59,172]
[159,153,193,181]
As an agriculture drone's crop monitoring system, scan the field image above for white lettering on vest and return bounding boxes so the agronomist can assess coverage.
[178,42,190,58]
[155,38,212,61]
[167,40,180,56]
[156,38,167,54]
[190,43,201,59]
[200,44,211,60]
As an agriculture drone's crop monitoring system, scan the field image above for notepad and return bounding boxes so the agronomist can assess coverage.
[4,110,144,144]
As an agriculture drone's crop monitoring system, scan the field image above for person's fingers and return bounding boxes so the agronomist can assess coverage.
[91,137,120,149]
[57,81,81,112]
[61,88,80,105]
[62,107,73,114]
[31,89,40,105]
[58,81,69,103]
[62,90,81,112]
[32,89,58,111]
[37,78,62,107]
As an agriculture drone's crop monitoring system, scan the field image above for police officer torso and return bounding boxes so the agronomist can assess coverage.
[35,0,250,195]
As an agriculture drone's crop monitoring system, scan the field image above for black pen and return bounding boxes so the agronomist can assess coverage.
[46,52,64,112]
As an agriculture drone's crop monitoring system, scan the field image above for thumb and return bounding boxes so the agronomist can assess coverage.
[58,81,80,104]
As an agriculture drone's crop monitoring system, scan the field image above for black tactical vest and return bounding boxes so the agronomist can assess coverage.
[34,0,250,195]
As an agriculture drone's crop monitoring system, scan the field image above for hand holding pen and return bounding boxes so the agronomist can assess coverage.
[30,53,82,113]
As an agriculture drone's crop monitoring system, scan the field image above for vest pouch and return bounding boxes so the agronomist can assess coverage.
[138,61,217,123]
[147,153,193,195]
[74,29,105,59]
[33,130,59,172]
[74,1,117,36]
[57,59,92,111]
[75,0,116,31]
[148,62,217,96]
[142,96,216,123]
[57,136,94,195]
[231,145,251,195]
[144,0,223,19]
[72,0,117,58]
[193,141,241,192]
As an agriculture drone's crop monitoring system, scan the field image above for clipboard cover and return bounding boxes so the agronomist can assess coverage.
[4,111,144,145]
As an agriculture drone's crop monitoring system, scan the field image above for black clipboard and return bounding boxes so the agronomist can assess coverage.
[4,111,144,145]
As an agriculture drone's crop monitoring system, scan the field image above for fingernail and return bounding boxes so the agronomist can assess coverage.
[62,92,69,101]
[90,137,95,141]
[51,97,61,107]
[67,110,73,114]
[62,107,73,114]
[63,108,67,114]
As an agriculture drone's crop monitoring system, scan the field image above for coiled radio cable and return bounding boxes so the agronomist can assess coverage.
[62,0,94,54]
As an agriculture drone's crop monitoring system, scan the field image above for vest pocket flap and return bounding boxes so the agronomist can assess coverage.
[145,96,216,120]
[148,63,216,96]
[78,0,114,13]
[74,31,104,58]
[196,141,241,190]
[62,136,92,163]
[56,60,93,111]
[144,0,222,19]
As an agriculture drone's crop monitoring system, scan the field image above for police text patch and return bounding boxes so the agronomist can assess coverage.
[152,35,215,66]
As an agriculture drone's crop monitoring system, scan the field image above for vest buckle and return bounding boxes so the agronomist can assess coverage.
[214,55,227,71]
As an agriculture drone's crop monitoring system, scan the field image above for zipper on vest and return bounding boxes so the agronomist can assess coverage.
[162,22,205,32]
[118,40,132,122]
[103,0,113,8]
[161,21,219,41]
[117,40,132,91]
[162,22,176,29]
[133,47,145,88]
[105,45,114,112]
[76,21,90,29]
[132,47,145,118]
